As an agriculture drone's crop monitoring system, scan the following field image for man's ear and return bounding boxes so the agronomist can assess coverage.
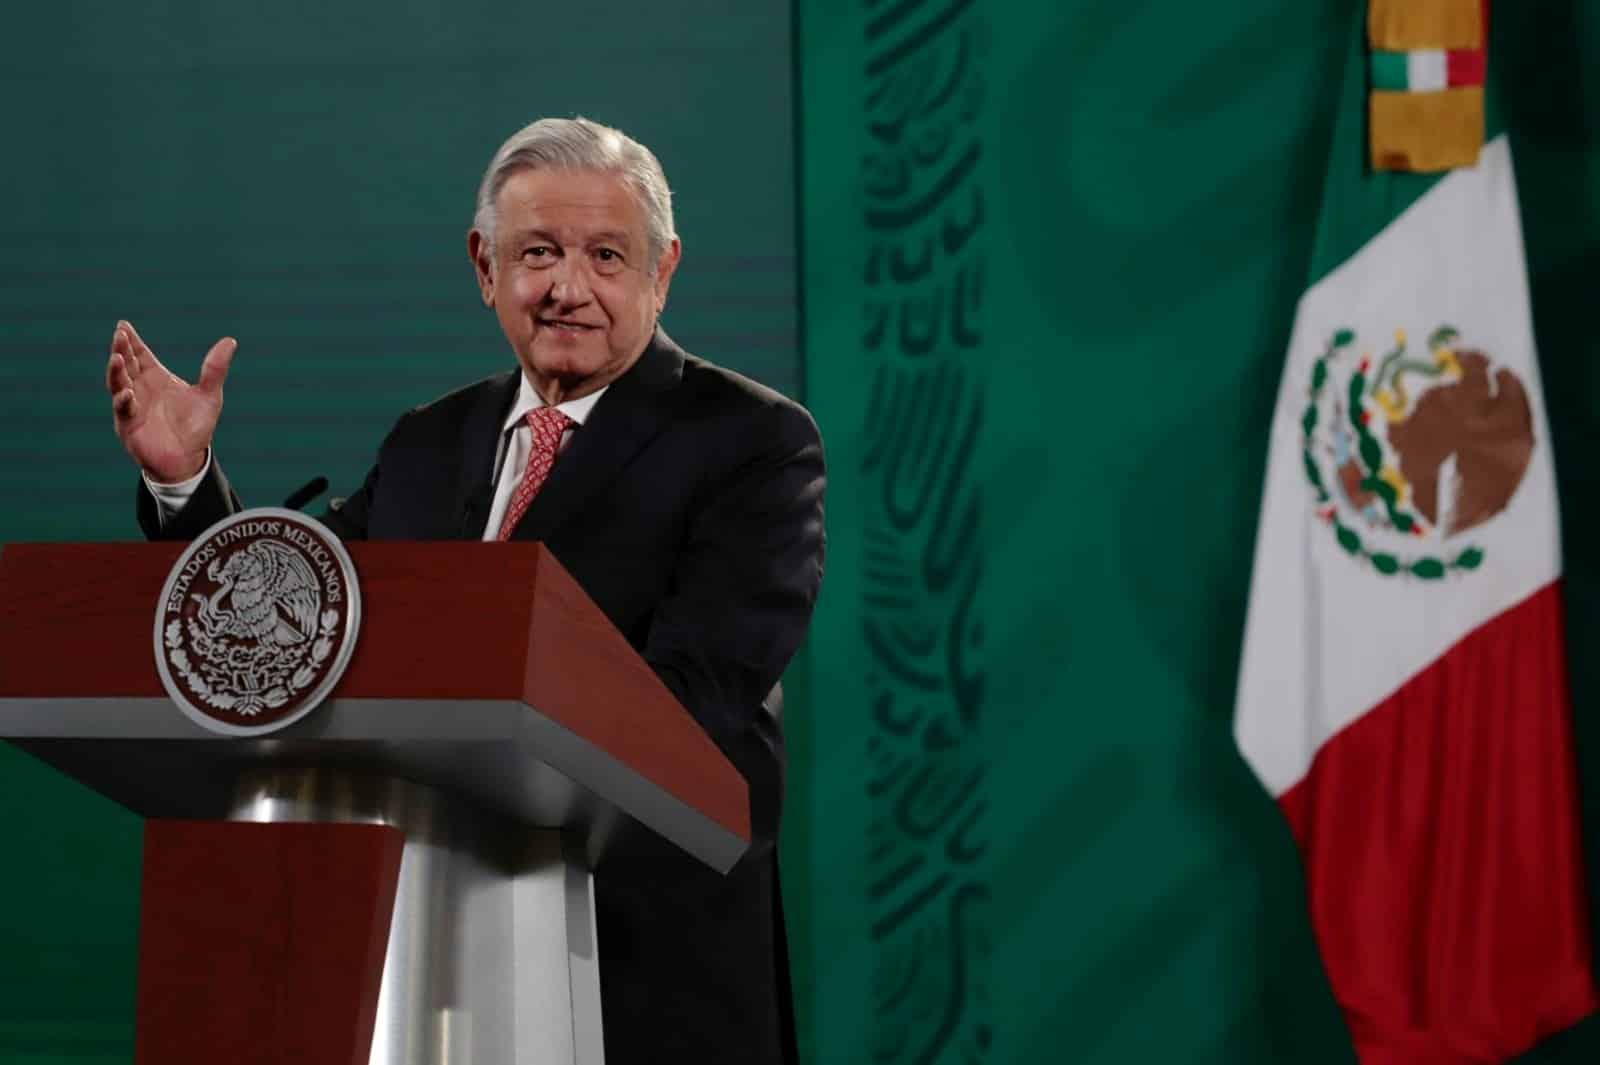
[467,230,495,307]
[653,237,681,313]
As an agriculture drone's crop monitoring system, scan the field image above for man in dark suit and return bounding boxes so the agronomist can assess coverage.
[104,117,823,1065]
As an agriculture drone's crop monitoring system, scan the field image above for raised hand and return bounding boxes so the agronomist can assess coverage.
[106,320,237,483]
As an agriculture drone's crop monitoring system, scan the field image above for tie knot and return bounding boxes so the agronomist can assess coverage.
[525,406,573,444]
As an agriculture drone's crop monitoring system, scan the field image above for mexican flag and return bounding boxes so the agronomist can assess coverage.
[1233,2,1598,1062]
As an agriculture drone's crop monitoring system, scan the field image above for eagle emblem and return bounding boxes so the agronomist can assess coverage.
[154,509,361,735]
[1301,326,1534,579]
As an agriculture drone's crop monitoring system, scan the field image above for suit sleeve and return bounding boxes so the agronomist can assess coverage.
[641,402,826,852]
[136,461,243,541]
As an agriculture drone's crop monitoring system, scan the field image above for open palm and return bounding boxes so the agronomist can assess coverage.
[106,320,236,483]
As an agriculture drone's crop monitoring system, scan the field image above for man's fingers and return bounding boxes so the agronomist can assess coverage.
[109,324,131,372]
[123,320,159,372]
[112,387,138,422]
[107,352,140,396]
[196,337,237,396]
[111,322,147,381]
[106,352,127,395]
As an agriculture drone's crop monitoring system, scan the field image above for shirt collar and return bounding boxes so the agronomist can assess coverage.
[501,373,608,435]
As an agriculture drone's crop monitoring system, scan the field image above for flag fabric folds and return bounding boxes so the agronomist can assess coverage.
[1233,3,1598,1061]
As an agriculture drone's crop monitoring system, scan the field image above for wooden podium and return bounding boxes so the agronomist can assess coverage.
[0,541,752,1065]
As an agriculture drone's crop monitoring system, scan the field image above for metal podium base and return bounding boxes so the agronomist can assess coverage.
[229,769,605,1065]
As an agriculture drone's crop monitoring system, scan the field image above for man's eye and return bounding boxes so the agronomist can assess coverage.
[522,246,553,261]
[595,249,619,261]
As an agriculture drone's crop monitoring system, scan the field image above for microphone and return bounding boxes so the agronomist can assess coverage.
[283,476,329,511]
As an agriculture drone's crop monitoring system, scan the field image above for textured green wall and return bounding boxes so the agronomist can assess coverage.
[796,0,1600,1063]
[0,4,797,1061]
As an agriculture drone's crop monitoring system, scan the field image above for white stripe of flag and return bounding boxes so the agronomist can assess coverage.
[1407,49,1449,92]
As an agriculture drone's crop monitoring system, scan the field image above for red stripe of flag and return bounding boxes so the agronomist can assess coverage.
[1280,582,1597,1063]
[1447,48,1486,87]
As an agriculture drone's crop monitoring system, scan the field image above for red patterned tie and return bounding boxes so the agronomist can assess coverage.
[496,407,574,540]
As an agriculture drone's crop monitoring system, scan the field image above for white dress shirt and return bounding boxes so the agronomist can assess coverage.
[145,373,608,539]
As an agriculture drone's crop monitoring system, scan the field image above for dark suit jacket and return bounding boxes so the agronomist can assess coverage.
[139,330,825,1065]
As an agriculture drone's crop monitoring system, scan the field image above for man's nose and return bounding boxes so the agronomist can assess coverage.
[546,257,592,306]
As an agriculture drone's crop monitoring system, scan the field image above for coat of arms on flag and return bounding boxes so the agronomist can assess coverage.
[1300,323,1533,579]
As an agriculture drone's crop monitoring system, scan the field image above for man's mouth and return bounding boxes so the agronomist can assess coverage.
[540,319,600,332]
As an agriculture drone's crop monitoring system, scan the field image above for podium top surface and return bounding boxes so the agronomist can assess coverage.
[0,541,750,872]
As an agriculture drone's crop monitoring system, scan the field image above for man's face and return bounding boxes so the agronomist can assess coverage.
[470,167,680,403]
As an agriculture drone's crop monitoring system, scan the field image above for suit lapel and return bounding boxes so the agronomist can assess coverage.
[453,369,521,539]
[510,330,686,543]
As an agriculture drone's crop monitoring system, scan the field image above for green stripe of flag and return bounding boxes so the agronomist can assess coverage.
[1371,50,1410,91]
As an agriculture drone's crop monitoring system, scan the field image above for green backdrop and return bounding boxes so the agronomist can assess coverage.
[796,0,1600,1063]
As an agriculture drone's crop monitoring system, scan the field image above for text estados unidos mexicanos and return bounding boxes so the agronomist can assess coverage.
[165,520,344,613]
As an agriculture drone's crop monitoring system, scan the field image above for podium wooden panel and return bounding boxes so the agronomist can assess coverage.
[136,821,404,1065]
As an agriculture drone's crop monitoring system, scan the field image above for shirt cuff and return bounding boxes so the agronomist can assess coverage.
[142,451,212,527]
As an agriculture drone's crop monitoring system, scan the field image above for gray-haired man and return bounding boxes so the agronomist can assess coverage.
[108,117,823,1064]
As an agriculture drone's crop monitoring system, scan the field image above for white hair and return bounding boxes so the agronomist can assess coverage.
[472,116,676,265]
